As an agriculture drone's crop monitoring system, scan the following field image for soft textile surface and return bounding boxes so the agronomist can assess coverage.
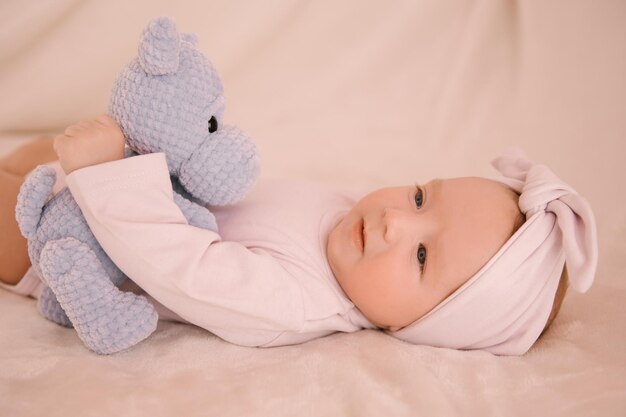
[1,1,625,415]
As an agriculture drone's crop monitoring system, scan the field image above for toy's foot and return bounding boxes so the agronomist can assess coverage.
[39,237,158,355]
[37,285,72,328]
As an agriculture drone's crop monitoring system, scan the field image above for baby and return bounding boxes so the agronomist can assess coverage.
[0,117,597,355]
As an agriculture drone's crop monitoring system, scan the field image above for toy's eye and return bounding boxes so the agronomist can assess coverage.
[208,116,218,133]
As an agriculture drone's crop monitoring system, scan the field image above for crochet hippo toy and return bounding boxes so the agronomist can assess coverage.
[15,17,260,354]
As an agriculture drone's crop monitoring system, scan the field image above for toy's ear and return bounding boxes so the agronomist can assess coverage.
[137,16,181,75]
[181,32,198,47]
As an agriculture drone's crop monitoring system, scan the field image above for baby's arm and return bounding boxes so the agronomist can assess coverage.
[64,152,303,347]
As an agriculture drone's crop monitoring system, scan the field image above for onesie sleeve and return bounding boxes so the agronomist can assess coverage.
[65,153,303,347]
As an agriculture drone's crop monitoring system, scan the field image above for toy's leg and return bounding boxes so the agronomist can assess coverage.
[1,137,57,285]
[39,237,158,355]
[37,285,72,328]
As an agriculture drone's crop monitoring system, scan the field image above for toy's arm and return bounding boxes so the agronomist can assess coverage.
[65,153,302,347]
[172,191,218,231]
[124,149,216,230]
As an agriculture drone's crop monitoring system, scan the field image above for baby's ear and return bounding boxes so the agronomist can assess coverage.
[137,16,181,75]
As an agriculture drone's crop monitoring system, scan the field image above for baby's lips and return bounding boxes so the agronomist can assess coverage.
[353,218,365,252]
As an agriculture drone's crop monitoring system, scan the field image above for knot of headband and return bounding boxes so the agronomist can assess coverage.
[491,149,598,293]
[388,148,598,355]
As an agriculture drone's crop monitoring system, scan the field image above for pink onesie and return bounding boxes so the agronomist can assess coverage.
[5,153,376,347]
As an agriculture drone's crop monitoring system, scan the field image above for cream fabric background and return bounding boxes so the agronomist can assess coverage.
[1,1,625,416]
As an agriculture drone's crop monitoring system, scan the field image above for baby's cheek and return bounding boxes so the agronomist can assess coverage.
[342,261,383,306]
[358,259,403,301]
[355,262,420,326]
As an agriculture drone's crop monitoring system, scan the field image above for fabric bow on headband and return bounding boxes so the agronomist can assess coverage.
[388,148,598,355]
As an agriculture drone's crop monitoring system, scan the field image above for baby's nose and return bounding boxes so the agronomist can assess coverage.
[382,207,412,241]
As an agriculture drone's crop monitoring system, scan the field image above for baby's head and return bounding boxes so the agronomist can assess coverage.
[326,149,598,355]
[327,178,522,330]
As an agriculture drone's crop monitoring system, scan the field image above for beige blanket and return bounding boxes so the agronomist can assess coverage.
[1,1,625,415]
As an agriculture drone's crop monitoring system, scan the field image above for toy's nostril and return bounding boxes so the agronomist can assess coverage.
[208,116,218,133]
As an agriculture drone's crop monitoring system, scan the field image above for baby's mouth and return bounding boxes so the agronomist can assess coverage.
[362,219,367,250]
[353,218,365,252]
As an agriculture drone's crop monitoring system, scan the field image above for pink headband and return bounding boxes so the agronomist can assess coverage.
[388,149,598,355]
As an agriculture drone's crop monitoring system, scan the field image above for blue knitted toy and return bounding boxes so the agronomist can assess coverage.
[15,17,260,354]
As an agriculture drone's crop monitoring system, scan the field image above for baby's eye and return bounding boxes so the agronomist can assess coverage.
[417,245,427,269]
[414,186,424,208]
[208,116,218,133]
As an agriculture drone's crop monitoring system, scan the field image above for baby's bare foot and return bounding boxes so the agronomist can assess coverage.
[0,136,57,177]
[0,169,30,285]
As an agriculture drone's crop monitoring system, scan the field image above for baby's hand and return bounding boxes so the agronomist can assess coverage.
[53,115,125,175]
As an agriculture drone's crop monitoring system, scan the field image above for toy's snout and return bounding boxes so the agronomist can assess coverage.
[178,125,260,206]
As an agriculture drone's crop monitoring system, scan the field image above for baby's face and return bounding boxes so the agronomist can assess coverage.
[326,177,520,331]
